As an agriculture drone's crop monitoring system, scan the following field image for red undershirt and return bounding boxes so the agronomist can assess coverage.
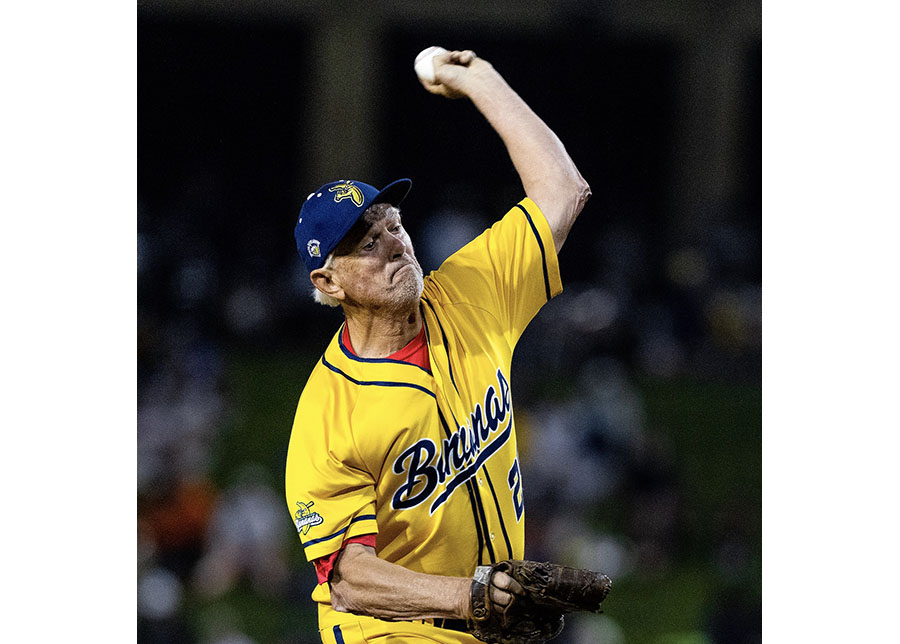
[341,323,431,371]
[312,323,431,584]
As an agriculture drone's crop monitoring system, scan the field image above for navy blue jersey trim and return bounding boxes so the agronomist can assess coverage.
[302,513,377,549]
[438,407,486,566]
[422,297,459,395]
[483,468,514,560]
[466,479,486,567]
[333,625,345,644]
[516,203,552,302]
[321,356,435,398]
[337,323,432,375]
[471,476,496,563]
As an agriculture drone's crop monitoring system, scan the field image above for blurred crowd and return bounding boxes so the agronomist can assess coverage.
[137,197,759,644]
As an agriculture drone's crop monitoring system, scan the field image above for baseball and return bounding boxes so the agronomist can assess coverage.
[414,46,447,83]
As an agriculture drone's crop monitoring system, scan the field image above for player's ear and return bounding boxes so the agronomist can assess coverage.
[310,268,345,301]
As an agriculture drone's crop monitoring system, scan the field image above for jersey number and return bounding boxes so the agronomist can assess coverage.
[507,459,524,521]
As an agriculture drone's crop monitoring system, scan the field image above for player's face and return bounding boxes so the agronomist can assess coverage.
[330,206,424,312]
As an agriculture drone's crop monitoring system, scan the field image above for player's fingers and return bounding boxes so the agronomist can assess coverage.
[418,78,461,99]
[434,49,455,66]
[491,571,524,596]
[417,77,442,93]
[446,50,476,66]
[489,584,516,609]
[447,50,476,65]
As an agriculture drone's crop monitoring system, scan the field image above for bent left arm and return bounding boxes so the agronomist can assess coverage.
[330,544,470,620]
[329,543,518,622]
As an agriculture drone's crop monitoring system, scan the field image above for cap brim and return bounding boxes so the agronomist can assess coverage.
[372,178,412,208]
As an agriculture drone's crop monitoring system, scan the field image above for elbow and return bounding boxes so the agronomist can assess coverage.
[558,173,591,230]
[329,545,379,617]
[572,175,591,219]
[544,175,591,254]
[330,578,364,615]
[331,574,381,617]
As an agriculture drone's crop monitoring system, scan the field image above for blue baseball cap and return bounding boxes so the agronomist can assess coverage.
[294,178,412,272]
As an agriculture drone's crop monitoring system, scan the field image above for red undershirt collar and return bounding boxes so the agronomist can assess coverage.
[341,323,431,372]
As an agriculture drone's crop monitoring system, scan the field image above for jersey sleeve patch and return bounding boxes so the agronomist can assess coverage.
[293,500,325,535]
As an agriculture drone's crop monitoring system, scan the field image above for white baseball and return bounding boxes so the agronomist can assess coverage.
[414,46,447,84]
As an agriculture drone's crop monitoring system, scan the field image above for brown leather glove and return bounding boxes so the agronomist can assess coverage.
[467,560,612,644]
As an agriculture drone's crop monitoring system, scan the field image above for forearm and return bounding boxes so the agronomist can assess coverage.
[330,544,471,621]
[464,62,591,251]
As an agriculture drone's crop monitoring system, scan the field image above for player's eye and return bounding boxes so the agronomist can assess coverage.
[362,240,376,250]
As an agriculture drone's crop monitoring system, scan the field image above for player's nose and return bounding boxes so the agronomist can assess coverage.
[386,230,406,258]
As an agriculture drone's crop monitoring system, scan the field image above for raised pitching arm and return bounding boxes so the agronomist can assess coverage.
[422,49,591,253]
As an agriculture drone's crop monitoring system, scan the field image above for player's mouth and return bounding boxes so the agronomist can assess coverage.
[392,263,414,279]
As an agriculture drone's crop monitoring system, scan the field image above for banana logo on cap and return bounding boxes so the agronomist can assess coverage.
[329,181,364,207]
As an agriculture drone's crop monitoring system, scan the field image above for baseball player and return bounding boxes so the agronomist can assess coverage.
[285,49,593,643]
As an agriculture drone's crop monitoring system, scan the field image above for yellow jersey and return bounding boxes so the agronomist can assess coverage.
[285,197,562,635]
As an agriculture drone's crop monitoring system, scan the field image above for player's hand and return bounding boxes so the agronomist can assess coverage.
[418,50,493,99]
[487,570,524,609]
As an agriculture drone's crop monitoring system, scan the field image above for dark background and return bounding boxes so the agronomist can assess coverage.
[137,2,760,643]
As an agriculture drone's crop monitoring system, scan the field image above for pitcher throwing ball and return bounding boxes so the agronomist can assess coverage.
[285,48,611,644]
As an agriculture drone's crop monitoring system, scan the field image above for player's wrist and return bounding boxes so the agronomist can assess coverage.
[458,575,476,620]
[459,59,503,98]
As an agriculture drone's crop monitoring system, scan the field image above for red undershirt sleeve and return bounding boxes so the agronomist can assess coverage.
[312,533,378,585]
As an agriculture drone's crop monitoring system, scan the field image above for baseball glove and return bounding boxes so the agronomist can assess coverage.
[467,560,612,644]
